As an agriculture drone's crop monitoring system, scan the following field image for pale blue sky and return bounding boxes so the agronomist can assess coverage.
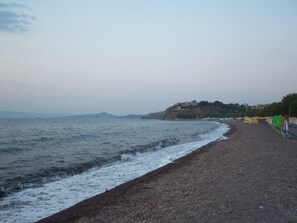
[1,0,297,115]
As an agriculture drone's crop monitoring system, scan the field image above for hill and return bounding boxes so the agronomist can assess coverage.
[142,111,165,119]
[65,112,144,119]
[66,112,119,119]
[163,100,247,120]
[157,93,297,120]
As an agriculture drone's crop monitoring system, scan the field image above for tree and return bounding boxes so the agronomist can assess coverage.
[198,101,210,107]
[289,100,297,117]
[213,100,223,107]
[281,93,297,115]
[265,102,282,116]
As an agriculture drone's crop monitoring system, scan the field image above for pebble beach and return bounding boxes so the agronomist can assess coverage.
[38,121,297,223]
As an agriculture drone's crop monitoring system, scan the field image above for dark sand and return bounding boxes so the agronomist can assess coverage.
[38,121,297,223]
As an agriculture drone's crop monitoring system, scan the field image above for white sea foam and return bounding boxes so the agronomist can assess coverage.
[0,123,229,223]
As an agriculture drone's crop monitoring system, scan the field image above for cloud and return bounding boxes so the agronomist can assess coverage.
[0,2,29,9]
[0,2,34,33]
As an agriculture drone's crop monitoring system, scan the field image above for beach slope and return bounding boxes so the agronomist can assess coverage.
[38,122,297,223]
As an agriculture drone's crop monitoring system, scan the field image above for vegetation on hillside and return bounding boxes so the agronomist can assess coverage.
[246,93,297,117]
[194,101,248,118]
[162,93,297,120]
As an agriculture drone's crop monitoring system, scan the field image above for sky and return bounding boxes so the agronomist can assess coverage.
[0,0,297,115]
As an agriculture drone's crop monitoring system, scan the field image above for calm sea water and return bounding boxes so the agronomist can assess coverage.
[0,118,229,222]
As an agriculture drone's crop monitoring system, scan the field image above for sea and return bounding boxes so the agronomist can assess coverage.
[0,117,229,222]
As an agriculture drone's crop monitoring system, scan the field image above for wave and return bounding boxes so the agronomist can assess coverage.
[0,137,179,198]
[0,134,98,153]
[0,123,229,223]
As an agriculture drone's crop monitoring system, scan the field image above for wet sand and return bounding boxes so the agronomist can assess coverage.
[38,121,297,223]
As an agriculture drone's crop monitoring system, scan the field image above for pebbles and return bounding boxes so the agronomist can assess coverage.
[39,122,297,223]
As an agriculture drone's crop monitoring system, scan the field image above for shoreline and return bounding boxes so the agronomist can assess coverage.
[37,121,235,222]
[38,121,297,222]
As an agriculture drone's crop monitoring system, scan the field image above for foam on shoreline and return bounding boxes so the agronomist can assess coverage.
[0,123,229,223]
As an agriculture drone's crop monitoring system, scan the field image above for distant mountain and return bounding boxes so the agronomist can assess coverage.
[142,111,165,119]
[65,112,119,119]
[65,112,144,119]
[122,114,144,119]
[0,111,67,119]
[0,111,143,120]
